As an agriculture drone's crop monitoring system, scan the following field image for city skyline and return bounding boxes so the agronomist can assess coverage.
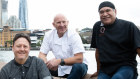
[8,0,140,30]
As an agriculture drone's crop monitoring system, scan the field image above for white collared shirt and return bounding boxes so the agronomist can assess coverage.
[40,29,87,76]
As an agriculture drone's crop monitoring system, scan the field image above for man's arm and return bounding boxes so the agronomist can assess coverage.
[38,52,47,63]
[38,52,58,72]
[91,48,100,78]
[37,58,53,79]
[96,49,100,74]
[46,53,83,66]
[0,67,8,79]
[46,52,83,70]
[137,48,140,57]
[64,52,83,65]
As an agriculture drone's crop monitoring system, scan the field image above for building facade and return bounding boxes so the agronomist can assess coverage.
[0,26,30,47]
[19,0,28,29]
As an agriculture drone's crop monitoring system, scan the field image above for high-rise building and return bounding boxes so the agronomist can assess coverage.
[0,0,8,28]
[0,0,2,28]
[19,0,28,29]
[6,16,21,29]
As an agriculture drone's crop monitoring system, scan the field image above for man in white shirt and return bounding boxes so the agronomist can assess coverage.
[38,14,88,79]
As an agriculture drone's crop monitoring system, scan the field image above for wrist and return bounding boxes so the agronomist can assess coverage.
[60,59,65,66]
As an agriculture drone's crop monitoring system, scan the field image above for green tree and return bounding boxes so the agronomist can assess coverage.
[6,40,13,47]
[36,41,41,47]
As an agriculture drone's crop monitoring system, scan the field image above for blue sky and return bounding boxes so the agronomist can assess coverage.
[8,0,140,30]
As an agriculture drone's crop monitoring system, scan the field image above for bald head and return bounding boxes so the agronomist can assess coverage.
[53,14,68,23]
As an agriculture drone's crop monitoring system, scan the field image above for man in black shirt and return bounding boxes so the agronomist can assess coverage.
[0,33,52,79]
[90,1,140,79]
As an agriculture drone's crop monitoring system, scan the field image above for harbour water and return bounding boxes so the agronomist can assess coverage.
[0,50,140,79]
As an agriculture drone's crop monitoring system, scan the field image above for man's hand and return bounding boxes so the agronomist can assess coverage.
[46,58,61,70]
[90,72,98,78]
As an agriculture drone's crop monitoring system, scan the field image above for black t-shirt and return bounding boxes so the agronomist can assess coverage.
[91,18,140,75]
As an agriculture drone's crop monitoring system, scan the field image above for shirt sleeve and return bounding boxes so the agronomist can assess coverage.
[69,32,85,54]
[37,58,53,79]
[131,23,140,49]
[90,22,98,48]
[0,66,9,79]
[40,31,52,54]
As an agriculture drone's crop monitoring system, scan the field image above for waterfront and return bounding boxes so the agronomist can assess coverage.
[0,50,140,79]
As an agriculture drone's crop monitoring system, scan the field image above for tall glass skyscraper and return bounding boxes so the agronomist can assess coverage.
[0,0,8,28]
[0,0,2,28]
[19,0,28,29]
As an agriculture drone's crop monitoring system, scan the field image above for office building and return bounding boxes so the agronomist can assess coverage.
[6,16,22,29]
[19,0,28,29]
[0,0,8,28]
[0,26,30,47]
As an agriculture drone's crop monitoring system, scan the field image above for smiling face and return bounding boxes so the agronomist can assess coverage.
[53,14,69,37]
[99,7,116,25]
[12,37,30,63]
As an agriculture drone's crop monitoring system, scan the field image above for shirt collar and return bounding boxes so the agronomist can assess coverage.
[14,56,31,67]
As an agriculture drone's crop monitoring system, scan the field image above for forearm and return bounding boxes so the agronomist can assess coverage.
[38,52,47,63]
[46,53,83,70]
[95,49,100,74]
[64,53,83,65]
